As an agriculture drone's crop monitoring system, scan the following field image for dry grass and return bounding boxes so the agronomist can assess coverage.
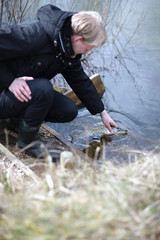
[0,150,160,240]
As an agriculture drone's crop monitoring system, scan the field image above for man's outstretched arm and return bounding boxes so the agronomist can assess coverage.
[100,109,118,133]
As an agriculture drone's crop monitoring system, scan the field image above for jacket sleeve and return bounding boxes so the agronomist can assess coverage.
[62,59,104,115]
[0,21,48,91]
[0,21,48,61]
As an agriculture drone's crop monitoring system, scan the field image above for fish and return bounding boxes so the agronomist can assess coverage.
[82,126,128,139]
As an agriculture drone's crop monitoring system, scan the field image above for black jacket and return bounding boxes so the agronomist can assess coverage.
[0,4,104,114]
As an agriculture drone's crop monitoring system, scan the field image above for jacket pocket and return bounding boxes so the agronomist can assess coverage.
[30,55,47,75]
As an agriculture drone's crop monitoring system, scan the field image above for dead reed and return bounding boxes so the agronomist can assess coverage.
[0,149,160,240]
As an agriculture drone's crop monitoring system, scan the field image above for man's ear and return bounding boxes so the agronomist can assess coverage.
[72,35,83,43]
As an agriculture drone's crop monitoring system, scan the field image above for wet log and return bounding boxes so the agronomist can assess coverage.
[64,73,105,108]
[53,74,105,109]
[42,124,91,161]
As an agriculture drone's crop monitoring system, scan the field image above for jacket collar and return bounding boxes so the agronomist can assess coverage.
[58,17,75,57]
[37,4,75,57]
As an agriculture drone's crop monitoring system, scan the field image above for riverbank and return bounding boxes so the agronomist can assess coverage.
[0,120,68,163]
[0,136,160,239]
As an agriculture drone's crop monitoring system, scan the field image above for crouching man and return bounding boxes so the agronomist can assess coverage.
[0,4,117,158]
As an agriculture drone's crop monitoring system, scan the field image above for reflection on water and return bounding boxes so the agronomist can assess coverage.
[45,0,160,161]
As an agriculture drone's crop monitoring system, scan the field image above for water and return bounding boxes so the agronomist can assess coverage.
[24,0,159,160]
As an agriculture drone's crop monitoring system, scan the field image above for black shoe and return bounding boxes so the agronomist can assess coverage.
[17,120,60,160]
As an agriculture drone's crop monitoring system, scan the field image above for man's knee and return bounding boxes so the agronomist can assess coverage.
[65,102,78,122]
[61,97,78,122]
[46,99,78,123]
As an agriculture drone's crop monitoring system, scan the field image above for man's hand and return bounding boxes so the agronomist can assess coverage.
[8,76,34,102]
[100,110,118,133]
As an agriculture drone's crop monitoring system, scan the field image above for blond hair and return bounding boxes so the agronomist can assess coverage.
[71,11,107,47]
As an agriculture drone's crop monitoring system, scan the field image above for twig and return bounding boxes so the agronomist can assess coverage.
[0,143,39,182]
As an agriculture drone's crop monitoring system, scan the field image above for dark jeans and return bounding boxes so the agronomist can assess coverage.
[0,78,78,126]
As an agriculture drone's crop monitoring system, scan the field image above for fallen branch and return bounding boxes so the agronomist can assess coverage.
[0,143,39,182]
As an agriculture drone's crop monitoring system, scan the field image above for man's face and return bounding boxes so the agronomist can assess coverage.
[71,35,95,57]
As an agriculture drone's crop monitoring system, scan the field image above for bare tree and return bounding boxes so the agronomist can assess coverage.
[0,0,39,29]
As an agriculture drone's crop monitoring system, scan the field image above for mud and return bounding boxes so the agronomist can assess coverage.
[0,120,68,175]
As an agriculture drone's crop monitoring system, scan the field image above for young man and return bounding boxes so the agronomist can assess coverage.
[0,4,117,158]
